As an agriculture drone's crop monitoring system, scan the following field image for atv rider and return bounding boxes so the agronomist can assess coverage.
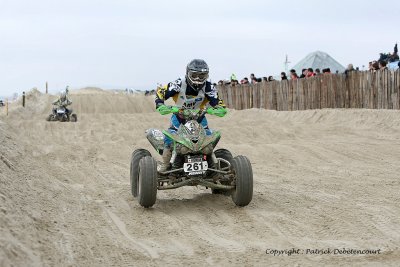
[52,90,72,116]
[155,59,227,172]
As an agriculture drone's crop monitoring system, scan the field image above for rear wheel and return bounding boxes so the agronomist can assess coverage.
[212,148,234,195]
[138,156,158,208]
[231,155,253,207]
[70,114,77,122]
[130,149,151,197]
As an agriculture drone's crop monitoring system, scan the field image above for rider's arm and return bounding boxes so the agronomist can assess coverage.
[155,78,181,108]
[204,82,226,108]
[204,82,227,117]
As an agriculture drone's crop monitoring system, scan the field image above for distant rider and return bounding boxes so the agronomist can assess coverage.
[52,90,72,116]
[155,59,227,171]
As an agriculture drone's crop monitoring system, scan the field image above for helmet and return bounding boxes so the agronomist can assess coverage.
[186,59,209,90]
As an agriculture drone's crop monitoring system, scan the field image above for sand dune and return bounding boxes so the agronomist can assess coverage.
[1,88,400,266]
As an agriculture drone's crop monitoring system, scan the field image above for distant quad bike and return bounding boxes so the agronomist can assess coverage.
[46,106,77,122]
[130,107,253,208]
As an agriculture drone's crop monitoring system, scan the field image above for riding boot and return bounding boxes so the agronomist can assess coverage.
[157,149,172,172]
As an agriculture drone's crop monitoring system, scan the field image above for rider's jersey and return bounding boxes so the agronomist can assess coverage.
[53,98,72,107]
[155,78,225,109]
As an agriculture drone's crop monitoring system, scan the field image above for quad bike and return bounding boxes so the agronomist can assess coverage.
[46,106,77,122]
[130,107,253,208]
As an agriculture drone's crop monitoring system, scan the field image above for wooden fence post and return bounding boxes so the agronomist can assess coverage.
[46,82,48,94]
[6,98,8,116]
[216,70,400,111]
[22,91,26,107]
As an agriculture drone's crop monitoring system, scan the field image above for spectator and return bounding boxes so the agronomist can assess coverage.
[371,61,379,71]
[379,61,388,70]
[281,72,288,80]
[306,68,315,78]
[346,63,355,71]
[268,76,275,82]
[251,78,258,84]
[250,73,257,83]
[231,80,239,87]
[241,77,250,84]
[299,68,307,78]
[262,77,268,82]
[315,68,321,75]
[322,68,331,74]
[217,80,224,86]
[368,61,377,71]
[392,43,399,62]
[345,63,355,77]
[379,52,389,62]
[290,69,299,80]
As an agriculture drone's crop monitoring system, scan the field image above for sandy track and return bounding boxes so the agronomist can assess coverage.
[1,90,400,266]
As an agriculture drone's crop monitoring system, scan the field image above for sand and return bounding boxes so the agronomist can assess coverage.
[1,89,400,266]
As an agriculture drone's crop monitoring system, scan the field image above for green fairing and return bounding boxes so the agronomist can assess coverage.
[162,129,220,152]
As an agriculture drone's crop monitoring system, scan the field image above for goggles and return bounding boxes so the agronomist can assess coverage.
[188,71,209,84]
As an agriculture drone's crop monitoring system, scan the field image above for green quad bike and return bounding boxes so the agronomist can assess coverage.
[130,107,253,208]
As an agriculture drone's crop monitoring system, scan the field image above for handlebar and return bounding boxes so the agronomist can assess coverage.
[158,104,226,118]
[171,107,206,120]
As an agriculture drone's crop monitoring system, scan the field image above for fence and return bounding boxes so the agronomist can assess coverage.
[217,70,400,110]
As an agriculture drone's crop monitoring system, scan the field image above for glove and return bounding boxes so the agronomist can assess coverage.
[156,105,179,115]
[207,106,227,117]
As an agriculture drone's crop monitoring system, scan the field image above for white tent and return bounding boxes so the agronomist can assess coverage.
[291,51,345,74]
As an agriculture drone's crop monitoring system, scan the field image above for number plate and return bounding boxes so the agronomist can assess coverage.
[183,161,208,174]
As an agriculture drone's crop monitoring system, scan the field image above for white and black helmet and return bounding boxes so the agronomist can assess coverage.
[186,59,209,90]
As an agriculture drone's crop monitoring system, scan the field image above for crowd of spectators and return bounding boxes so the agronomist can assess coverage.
[217,67,334,87]
[367,43,400,72]
[217,43,400,87]
[378,43,399,63]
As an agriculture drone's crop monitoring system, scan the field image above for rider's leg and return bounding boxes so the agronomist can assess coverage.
[200,116,212,135]
[158,115,181,172]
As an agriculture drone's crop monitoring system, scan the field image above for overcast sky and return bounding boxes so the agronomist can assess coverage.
[0,0,399,96]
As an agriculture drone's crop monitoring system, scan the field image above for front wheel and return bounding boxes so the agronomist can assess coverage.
[138,156,158,208]
[130,149,151,197]
[231,155,253,207]
[46,114,57,121]
[70,114,77,122]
